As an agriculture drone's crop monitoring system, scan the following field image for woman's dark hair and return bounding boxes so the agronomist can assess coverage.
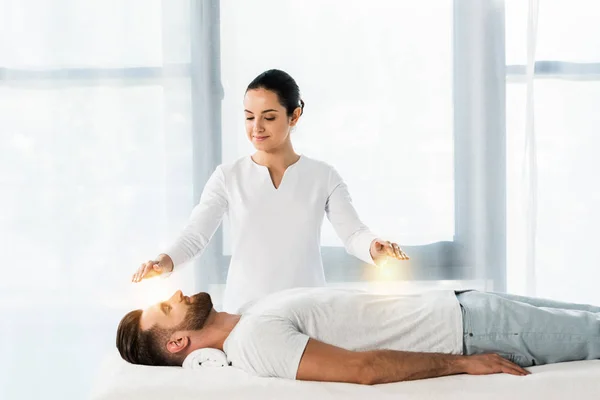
[116,309,182,367]
[247,69,305,117]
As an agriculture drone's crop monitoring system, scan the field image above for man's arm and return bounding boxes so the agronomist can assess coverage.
[296,339,530,385]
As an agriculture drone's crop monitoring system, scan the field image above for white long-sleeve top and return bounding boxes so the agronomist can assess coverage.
[163,155,378,313]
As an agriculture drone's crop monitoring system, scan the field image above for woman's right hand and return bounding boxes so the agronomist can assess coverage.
[131,254,174,283]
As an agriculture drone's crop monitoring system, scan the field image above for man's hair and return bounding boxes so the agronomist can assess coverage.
[116,292,213,367]
[116,309,183,367]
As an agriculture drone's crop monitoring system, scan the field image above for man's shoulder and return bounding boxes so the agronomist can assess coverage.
[224,313,293,350]
[223,312,310,379]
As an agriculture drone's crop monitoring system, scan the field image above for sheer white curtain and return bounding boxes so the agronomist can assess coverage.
[220,0,454,256]
[0,1,200,398]
[506,0,600,304]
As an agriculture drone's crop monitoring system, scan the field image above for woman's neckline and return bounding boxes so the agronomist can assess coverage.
[249,153,303,170]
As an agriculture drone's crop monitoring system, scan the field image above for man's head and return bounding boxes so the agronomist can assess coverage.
[116,290,213,366]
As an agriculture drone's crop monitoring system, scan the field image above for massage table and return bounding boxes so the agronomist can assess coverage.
[90,351,600,400]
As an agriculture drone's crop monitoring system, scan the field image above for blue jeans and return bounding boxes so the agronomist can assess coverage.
[456,291,600,367]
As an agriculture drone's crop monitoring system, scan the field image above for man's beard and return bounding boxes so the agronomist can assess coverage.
[174,292,213,332]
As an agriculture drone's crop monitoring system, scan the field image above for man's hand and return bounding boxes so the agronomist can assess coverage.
[460,354,531,376]
[370,238,409,265]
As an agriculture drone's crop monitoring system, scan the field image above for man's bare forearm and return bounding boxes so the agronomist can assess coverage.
[362,350,465,385]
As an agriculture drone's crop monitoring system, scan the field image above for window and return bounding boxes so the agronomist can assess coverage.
[0,2,198,398]
[0,0,195,297]
[219,0,456,282]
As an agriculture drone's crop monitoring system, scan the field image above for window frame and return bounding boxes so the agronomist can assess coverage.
[507,61,600,82]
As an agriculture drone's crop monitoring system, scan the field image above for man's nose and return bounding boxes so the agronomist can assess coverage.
[171,290,183,302]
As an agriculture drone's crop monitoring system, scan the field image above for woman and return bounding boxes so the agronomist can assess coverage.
[131,69,409,313]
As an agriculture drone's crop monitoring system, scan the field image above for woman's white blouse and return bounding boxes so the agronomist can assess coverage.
[163,155,377,312]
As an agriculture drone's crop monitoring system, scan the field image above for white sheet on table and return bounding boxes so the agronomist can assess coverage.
[90,351,600,400]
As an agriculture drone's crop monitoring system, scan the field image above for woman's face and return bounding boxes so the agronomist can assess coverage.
[243,88,300,152]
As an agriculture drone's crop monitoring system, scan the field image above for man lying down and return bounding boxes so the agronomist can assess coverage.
[116,287,600,385]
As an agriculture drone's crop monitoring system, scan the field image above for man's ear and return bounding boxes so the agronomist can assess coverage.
[166,333,190,355]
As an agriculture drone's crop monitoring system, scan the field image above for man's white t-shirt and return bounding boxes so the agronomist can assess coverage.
[223,287,464,379]
[162,155,378,313]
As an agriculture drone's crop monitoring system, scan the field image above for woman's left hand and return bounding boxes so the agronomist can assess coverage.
[369,238,410,264]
